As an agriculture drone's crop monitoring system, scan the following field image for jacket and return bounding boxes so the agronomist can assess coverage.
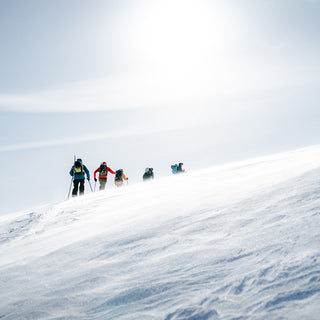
[143,171,154,180]
[94,166,116,179]
[70,164,90,180]
[115,171,128,182]
[171,164,178,174]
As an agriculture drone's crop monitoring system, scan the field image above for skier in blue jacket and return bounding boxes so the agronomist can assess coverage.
[171,164,178,174]
[69,158,90,196]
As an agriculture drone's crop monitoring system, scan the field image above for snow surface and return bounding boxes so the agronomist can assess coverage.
[1,146,320,320]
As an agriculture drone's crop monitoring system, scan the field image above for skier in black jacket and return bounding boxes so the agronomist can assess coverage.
[143,168,154,181]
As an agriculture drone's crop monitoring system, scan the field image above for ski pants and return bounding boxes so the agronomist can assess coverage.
[99,177,107,190]
[72,179,85,196]
[115,180,123,187]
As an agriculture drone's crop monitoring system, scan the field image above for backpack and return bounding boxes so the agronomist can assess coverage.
[74,160,84,174]
[115,169,123,181]
[99,164,107,175]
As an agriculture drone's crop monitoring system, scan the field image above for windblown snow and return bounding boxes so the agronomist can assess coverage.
[1,146,320,320]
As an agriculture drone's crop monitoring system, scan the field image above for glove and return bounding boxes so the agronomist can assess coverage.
[94,178,97,182]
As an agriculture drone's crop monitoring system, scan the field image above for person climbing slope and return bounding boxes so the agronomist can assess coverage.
[143,168,154,181]
[177,162,185,173]
[171,164,178,174]
[94,162,116,190]
[114,169,128,187]
[69,158,90,196]
[171,163,185,174]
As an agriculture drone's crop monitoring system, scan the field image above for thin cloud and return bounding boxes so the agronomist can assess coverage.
[0,56,312,113]
[0,122,200,153]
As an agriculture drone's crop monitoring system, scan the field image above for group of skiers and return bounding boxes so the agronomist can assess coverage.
[69,159,128,197]
[142,163,184,181]
[69,159,184,197]
[171,163,185,174]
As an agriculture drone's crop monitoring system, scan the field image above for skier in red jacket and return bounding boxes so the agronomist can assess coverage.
[94,162,116,190]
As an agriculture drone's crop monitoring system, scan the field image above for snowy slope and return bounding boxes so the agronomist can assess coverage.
[1,146,320,320]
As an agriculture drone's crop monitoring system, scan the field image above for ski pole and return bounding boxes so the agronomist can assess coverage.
[94,180,96,192]
[68,177,73,199]
[68,155,76,199]
[88,179,93,192]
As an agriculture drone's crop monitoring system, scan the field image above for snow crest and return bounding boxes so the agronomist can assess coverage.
[1,146,320,319]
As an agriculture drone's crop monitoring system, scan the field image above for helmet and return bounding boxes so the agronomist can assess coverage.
[77,158,82,163]
[102,162,107,165]
[145,168,149,173]
[179,163,183,166]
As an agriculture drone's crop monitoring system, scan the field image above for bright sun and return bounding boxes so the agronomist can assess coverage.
[111,0,242,105]
[127,0,228,71]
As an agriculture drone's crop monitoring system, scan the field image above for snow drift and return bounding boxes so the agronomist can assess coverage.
[1,146,320,319]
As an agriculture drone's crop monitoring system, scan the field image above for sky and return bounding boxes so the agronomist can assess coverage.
[0,0,320,214]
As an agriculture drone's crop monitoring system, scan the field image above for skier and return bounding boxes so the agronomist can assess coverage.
[177,162,185,173]
[171,164,178,174]
[143,168,154,181]
[69,158,90,196]
[114,169,128,187]
[93,162,116,190]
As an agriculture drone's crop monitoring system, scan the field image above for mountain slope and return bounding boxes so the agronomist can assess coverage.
[1,146,320,319]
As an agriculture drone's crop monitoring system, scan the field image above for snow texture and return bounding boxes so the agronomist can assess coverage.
[1,146,320,319]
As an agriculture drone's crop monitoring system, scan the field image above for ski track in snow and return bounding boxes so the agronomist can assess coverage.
[0,146,320,319]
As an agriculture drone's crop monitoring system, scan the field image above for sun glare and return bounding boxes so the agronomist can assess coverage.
[106,0,244,107]
[129,0,227,72]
